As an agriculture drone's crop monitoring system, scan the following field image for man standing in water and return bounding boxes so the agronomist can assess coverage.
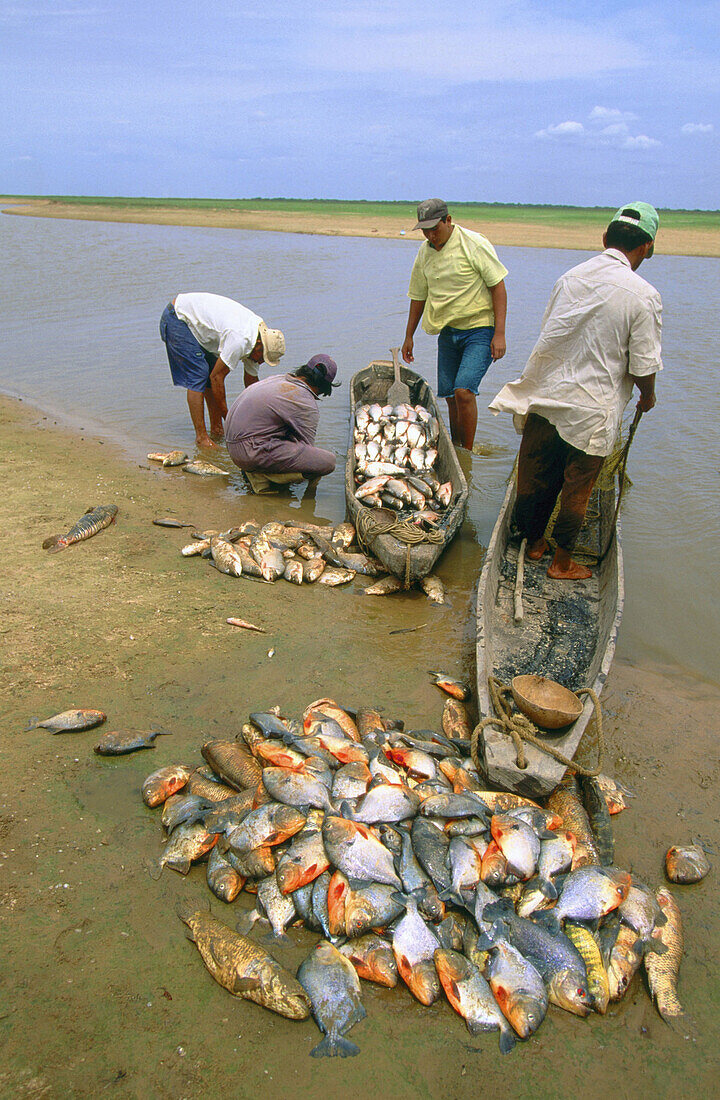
[402,198,508,450]
[490,202,662,580]
[225,354,339,482]
[159,292,285,448]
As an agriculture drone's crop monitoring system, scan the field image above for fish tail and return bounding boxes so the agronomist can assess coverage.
[498,1025,517,1055]
[175,899,199,930]
[310,1034,360,1059]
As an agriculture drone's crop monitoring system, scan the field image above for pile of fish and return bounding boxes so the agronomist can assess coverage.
[141,695,691,1056]
[176,517,445,601]
[353,403,453,526]
[148,451,229,477]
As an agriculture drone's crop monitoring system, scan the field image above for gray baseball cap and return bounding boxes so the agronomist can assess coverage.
[413,198,448,230]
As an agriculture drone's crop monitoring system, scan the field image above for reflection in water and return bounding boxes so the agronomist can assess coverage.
[1,213,718,682]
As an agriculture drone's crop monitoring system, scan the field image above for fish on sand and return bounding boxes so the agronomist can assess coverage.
[42,505,118,552]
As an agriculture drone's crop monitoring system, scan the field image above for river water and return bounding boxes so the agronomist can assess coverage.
[1,212,718,682]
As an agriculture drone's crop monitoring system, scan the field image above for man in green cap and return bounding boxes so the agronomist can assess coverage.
[490,202,662,580]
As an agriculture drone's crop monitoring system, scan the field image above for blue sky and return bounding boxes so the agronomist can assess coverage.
[1,0,717,207]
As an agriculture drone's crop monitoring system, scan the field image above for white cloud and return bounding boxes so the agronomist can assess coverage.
[535,106,660,149]
[623,134,661,149]
[589,106,639,124]
[681,122,713,134]
[535,121,585,139]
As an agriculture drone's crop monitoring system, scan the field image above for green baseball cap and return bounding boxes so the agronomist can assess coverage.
[610,201,659,241]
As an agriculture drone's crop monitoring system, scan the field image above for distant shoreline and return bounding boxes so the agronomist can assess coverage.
[3,197,720,257]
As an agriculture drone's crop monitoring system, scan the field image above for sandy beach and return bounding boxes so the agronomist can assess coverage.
[4,198,720,257]
[1,392,718,1097]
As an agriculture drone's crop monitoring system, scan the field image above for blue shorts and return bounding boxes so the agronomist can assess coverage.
[159,304,216,392]
[437,325,494,398]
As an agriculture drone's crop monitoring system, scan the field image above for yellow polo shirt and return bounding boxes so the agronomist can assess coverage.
[407,224,508,333]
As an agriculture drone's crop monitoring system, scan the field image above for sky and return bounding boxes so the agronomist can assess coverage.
[1,0,717,208]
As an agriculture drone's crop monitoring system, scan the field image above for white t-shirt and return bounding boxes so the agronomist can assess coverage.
[174,293,262,373]
[489,250,662,456]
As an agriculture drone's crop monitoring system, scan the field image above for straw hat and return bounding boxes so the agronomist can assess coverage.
[258,322,285,367]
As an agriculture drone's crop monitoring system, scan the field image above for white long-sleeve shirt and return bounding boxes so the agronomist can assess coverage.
[490,249,662,456]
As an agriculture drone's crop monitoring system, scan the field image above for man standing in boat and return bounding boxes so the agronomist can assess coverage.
[401,199,508,451]
[159,292,285,448]
[490,202,662,580]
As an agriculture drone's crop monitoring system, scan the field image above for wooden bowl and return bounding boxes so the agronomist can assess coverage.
[511,674,583,730]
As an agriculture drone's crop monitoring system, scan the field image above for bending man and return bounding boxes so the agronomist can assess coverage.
[490,202,662,580]
[225,354,339,480]
[402,198,508,450]
[160,292,285,448]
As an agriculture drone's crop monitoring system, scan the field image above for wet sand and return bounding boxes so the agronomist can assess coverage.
[4,198,720,257]
[1,393,718,1097]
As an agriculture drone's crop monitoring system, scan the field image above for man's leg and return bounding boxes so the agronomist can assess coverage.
[547,447,604,579]
[452,327,494,450]
[203,387,225,440]
[514,414,567,559]
[186,389,216,448]
[452,389,477,450]
[437,328,463,444]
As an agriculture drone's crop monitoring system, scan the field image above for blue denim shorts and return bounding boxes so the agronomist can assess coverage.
[437,325,494,398]
[159,304,216,392]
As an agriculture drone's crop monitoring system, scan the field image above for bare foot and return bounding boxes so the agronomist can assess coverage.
[547,551,592,580]
[196,434,218,449]
[526,537,549,561]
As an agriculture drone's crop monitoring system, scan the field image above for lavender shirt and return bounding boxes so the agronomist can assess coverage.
[225,373,319,452]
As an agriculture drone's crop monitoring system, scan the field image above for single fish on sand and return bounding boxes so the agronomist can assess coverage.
[42,504,118,552]
[27,708,106,733]
[94,729,170,755]
[184,460,230,476]
[178,903,311,1019]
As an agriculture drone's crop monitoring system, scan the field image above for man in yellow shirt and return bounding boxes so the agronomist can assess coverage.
[402,198,508,450]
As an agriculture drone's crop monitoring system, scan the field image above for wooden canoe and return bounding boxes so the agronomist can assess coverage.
[475,473,624,797]
[346,361,468,584]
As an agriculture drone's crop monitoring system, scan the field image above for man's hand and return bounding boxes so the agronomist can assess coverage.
[632,372,656,413]
[402,337,414,364]
[491,333,506,360]
[636,392,656,412]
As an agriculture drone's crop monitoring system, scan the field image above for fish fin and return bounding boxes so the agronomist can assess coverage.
[436,916,456,949]
[539,829,557,840]
[232,976,261,994]
[482,899,514,921]
[24,717,41,731]
[146,858,164,881]
[260,929,292,947]
[498,1027,517,1055]
[654,910,668,928]
[475,919,506,951]
[235,909,261,935]
[529,875,558,901]
[531,910,561,935]
[174,899,198,930]
[643,939,668,957]
[347,877,374,891]
[310,1035,360,1059]
[339,800,355,820]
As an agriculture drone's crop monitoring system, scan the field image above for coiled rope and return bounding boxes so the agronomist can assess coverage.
[470,676,604,778]
[355,509,445,588]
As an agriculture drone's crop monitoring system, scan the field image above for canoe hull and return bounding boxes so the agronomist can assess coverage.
[475,475,624,797]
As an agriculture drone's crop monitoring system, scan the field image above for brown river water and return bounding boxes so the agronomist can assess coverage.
[1,213,719,1097]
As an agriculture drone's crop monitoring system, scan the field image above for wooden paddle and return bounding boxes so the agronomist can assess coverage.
[387,346,411,405]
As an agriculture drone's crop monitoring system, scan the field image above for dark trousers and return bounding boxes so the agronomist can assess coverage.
[514,413,604,552]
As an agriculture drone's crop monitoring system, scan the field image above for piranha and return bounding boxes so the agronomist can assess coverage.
[95,729,170,755]
[27,708,106,733]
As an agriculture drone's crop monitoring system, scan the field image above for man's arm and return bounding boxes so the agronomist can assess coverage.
[489,280,507,360]
[402,299,425,363]
[209,359,230,418]
[631,372,656,412]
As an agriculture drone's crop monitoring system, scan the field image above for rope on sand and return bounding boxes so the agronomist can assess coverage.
[471,676,604,778]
